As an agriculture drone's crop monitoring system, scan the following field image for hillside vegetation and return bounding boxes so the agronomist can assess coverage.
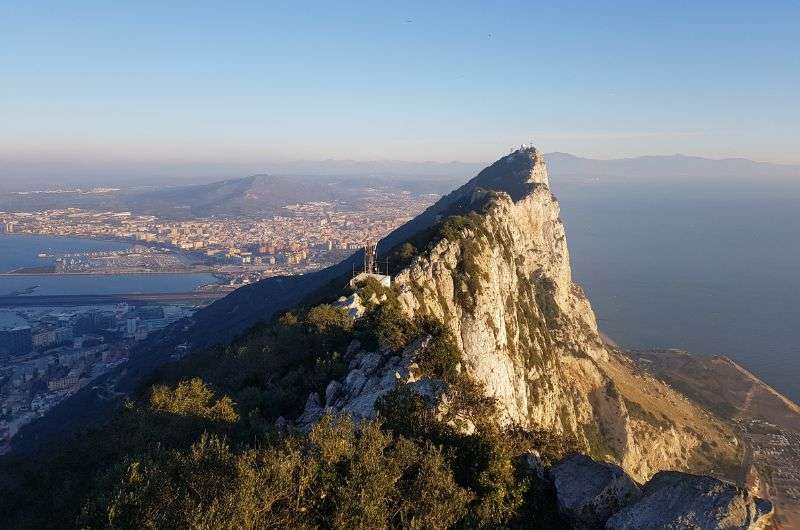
[0,272,578,529]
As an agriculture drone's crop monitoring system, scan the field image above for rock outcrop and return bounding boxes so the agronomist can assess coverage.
[298,335,442,429]
[606,471,774,530]
[290,146,775,529]
[551,455,641,529]
[302,146,743,484]
[542,454,773,530]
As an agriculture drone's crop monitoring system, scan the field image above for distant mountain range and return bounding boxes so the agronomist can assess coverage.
[2,152,798,194]
[546,152,800,180]
[0,174,456,219]
[1,153,797,217]
[278,152,800,180]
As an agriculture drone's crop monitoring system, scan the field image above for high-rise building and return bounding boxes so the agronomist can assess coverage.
[125,318,138,338]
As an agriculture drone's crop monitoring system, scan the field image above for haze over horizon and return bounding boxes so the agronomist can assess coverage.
[2,0,799,181]
[2,151,800,192]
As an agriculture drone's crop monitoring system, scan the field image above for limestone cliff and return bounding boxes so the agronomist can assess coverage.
[303,147,742,484]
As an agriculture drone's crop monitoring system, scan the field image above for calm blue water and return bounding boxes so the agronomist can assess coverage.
[556,178,800,403]
[0,235,217,295]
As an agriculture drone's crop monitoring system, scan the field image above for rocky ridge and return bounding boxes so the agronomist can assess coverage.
[303,147,742,483]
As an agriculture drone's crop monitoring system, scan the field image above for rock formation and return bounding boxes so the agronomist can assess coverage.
[551,455,642,529]
[543,453,773,529]
[606,471,774,530]
[302,146,743,484]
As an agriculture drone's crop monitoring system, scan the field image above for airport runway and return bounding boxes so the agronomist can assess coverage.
[0,291,229,307]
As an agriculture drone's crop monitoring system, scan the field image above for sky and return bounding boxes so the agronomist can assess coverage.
[1,0,799,182]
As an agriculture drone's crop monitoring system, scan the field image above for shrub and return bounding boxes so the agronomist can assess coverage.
[355,295,418,353]
[81,417,473,530]
[415,322,462,383]
[149,378,238,423]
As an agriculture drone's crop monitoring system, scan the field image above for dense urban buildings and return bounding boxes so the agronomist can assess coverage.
[0,190,437,286]
[0,303,194,452]
[0,188,439,452]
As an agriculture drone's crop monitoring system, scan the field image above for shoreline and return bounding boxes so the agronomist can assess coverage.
[0,232,222,279]
[0,231,206,263]
[0,269,217,276]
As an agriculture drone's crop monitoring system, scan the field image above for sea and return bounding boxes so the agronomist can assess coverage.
[556,178,800,403]
[0,235,218,296]
[1,182,798,404]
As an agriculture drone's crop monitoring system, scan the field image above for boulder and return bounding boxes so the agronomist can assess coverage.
[296,392,323,430]
[324,380,342,407]
[605,471,774,530]
[551,454,641,529]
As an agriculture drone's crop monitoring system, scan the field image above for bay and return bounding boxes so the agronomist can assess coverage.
[0,234,217,295]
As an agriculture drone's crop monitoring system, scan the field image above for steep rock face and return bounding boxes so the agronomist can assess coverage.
[388,148,726,482]
[393,156,607,435]
[304,147,741,484]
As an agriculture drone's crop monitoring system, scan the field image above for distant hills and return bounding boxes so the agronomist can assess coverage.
[122,175,350,218]
[0,174,457,220]
[1,152,797,217]
[546,152,800,180]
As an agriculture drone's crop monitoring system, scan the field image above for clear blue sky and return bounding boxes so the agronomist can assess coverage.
[2,0,799,177]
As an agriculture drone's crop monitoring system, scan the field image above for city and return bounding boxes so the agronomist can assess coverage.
[0,188,438,286]
[0,188,439,452]
[0,302,194,453]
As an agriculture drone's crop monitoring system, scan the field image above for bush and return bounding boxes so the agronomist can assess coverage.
[81,417,473,530]
[415,321,462,383]
[390,242,418,271]
[149,378,239,423]
[355,293,418,353]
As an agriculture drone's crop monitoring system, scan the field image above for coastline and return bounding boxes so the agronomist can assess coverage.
[1,269,216,276]
[0,233,222,286]
[0,234,224,297]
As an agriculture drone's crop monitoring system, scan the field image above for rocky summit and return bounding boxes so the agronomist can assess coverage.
[297,146,775,528]
[304,147,746,480]
[1,146,779,530]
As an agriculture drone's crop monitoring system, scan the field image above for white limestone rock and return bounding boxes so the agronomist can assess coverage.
[324,380,341,407]
[334,293,366,319]
[298,147,739,484]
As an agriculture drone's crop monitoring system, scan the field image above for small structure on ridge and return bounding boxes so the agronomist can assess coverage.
[349,240,391,289]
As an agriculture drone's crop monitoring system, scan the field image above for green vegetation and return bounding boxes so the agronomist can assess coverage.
[507,270,556,371]
[391,242,419,270]
[150,378,239,423]
[436,213,493,312]
[79,417,474,530]
[0,217,580,529]
[413,319,462,383]
[0,313,574,529]
[376,381,577,529]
